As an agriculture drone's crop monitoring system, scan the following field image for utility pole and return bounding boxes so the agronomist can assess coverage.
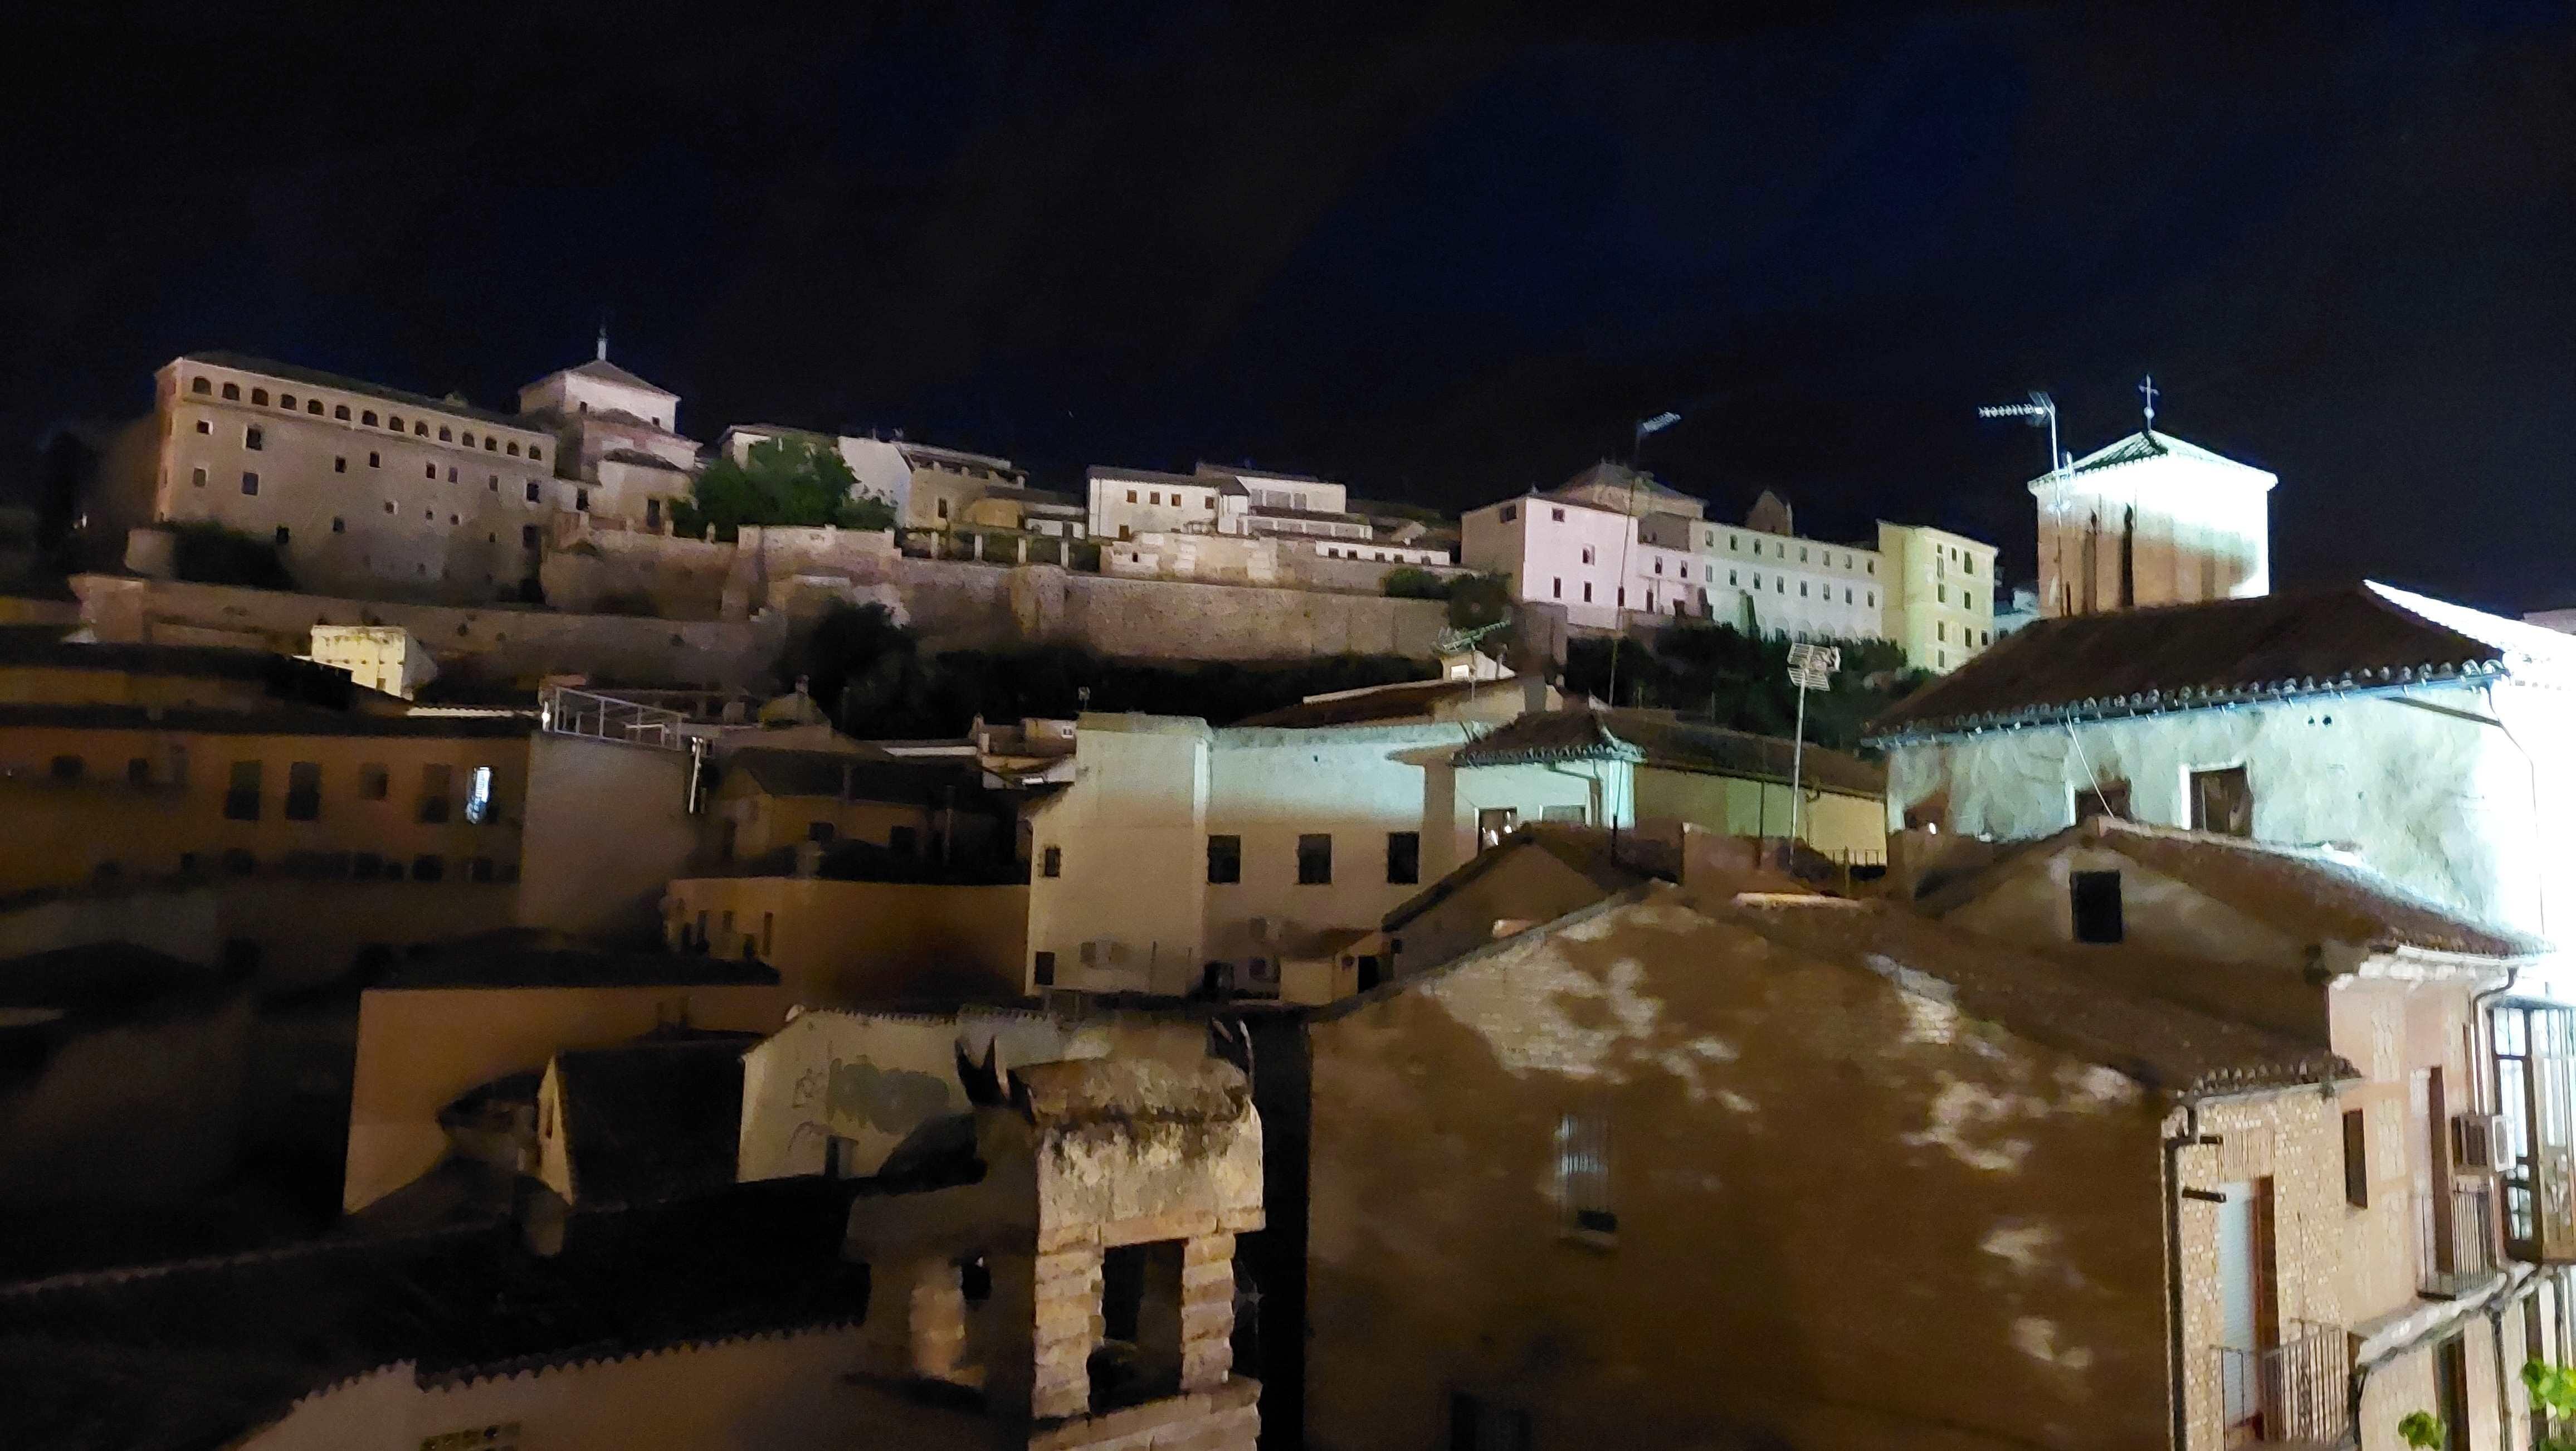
[1785,642,1837,850]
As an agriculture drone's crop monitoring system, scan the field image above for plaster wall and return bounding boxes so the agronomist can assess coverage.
[344,981,789,1211]
[1634,765,1884,858]
[1432,759,1631,878]
[663,877,1029,1005]
[2033,453,2271,617]
[1878,522,2000,674]
[514,732,702,945]
[1025,719,1211,994]
[1306,892,2178,1450]
[1887,687,2570,937]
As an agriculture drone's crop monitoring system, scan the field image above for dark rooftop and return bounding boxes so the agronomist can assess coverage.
[723,746,993,806]
[597,446,690,472]
[1382,823,1678,933]
[0,1180,860,1451]
[0,702,528,739]
[182,351,545,436]
[562,358,678,397]
[377,945,779,991]
[1866,581,2576,743]
[1450,709,1645,767]
[1601,709,1886,798]
[555,1034,757,1209]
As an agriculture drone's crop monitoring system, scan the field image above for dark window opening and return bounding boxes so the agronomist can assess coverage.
[126,757,151,786]
[807,821,836,844]
[1451,1392,1534,1451]
[2191,765,2253,838]
[358,763,388,800]
[1207,834,1242,884]
[417,763,452,824]
[1387,830,1421,885]
[1033,950,1056,986]
[223,760,261,820]
[2075,777,2131,824]
[284,761,321,821]
[1041,845,1062,878]
[411,854,445,882]
[888,825,916,856]
[47,754,81,782]
[1297,833,1333,885]
[2071,869,2124,944]
[2343,1108,2370,1208]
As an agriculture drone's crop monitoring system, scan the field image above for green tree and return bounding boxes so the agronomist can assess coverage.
[1381,567,1446,600]
[672,436,863,541]
[1443,573,1516,631]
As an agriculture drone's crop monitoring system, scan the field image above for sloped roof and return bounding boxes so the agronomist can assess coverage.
[1724,895,2355,1095]
[1452,710,1646,767]
[2075,819,2546,959]
[2053,429,2275,484]
[1549,460,1699,508]
[562,357,677,398]
[1867,581,2576,743]
[598,446,691,472]
[1382,823,1680,932]
[1600,709,1885,799]
[557,1034,755,1207]
[180,351,544,436]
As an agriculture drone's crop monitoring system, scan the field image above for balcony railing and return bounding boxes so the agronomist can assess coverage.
[2217,1322,2350,1447]
[539,687,689,752]
[2423,1178,2502,1297]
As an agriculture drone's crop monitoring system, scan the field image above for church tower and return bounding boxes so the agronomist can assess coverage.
[2032,425,2275,619]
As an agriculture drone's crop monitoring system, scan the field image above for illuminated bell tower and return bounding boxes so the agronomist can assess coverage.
[2033,385,2275,617]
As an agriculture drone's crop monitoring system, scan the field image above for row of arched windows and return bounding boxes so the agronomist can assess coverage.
[192,373,543,464]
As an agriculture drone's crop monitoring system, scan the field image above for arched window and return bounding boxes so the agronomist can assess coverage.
[460,431,473,447]
[414,422,427,436]
[528,447,541,463]
[334,404,350,420]
[222,383,240,400]
[308,400,324,415]
[386,413,401,430]
[191,377,210,395]
[279,393,295,408]
[251,388,269,406]
[506,442,519,456]
[362,410,377,426]
[438,426,452,442]
[484,437,496,452]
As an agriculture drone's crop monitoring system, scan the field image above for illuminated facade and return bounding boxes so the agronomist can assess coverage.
[2032,429,2275,618]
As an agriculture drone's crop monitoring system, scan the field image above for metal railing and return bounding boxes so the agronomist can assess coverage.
[2450,1179,2498,1279]
[539,686,689,752]
[2217,1322,2350,1447]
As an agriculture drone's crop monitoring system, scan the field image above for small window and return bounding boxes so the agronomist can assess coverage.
[528,446,541,463]
[438,426,452,442]
[241,471,258,495]
[273,525,290,546]
[446,466,457,484]
[224,760,262,821]
[47,754,82,782]
[1297,833,1333,885]
[195,420,210,435]
[358,763,388,800]
[2190,766,2253,838]
[1552,578,1562,598]
[1499,503,1516,522]
[1451,1393,1533,1451]
[1033,950,1057,986]
[460,431,474,448]
[222,848,257,877]
[425,463,436,479]
[284,761,321,820]
[192,466,207,488]
[331,517,345,533]
[414,422,427,436]
[522,524,539,548]
[388,414,403,431]
[1207,834,1242,884]
[126,757,151,786]
[2343,1107,2370,1208]
[411,854,445,882]
[1557,1112,1615,1235]
[417,763,453,824]
[1387,831,1420,885]
[368,451,380,468]
[488,475,499,491]
[526,480,541,502]
[251,388,269,406]
[362,410,378,426]
[307,400,323,416]
[1041,845,1062,878]
[277,393,294,409]
[2071,870,2124,944]
[383,500,395,513]
[575,489,589,512]
[506,441,520,456]
[1582,583,1593,602]
[464,765,495,825]
[333,456,347,474]
[2076,778,2132,824]
[806,820,836,844]
[1580,546,1594,565]
[222,382,240,400]
[192,377,211,395]
[334,403,349,420]
[243,425,264,450]
[1126,489,1138,504]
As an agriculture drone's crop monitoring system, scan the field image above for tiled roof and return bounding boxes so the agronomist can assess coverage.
[563,358,677,397]
[598,446,691,472]
[1382,823,1679,932]
[2075,819,2545,958]
[180,352,544,436]
[0,1180,862,1450]
[1599,709,1885,799]
[2055,429,2274,483]
[556,1034,757,1208]
[1866,582,2576,743]
[0,703,529,738]
[1451,710,1646,767]
[1725,895,2357,1095]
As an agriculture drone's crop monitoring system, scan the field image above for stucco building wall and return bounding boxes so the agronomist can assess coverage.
[1886,685,2570,936]
[343,981,789,1211]
[515,732,703,944]
[1306,894,2188,1450]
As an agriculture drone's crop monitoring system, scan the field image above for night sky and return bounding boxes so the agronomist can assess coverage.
[5,6,2572,609]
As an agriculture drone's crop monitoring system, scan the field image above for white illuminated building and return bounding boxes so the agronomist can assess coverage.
[2031,428,2274,617]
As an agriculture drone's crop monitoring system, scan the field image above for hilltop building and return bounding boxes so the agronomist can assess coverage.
[1460,462,1997,671]
[2031,429,2275,618]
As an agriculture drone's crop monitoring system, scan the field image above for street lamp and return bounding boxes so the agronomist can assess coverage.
[1785,641,1838,850]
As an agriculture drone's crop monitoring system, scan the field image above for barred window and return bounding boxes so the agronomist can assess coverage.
[1556,1112,1615,1236]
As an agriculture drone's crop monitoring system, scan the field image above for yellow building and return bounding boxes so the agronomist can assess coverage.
[0,640,530,982]
[1876,521,1999,673]
[704,747,1014,869]
[661,875,1029,1005]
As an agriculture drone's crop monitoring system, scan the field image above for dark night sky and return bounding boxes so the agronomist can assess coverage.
[4,4,2573,608]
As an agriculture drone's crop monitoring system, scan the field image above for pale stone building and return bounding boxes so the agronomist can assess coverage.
[303,624,436,699]
[1460,462,1991,669]
[716,424,1026,532]
[1868,580,2576,940]
[2031,428,2275,619]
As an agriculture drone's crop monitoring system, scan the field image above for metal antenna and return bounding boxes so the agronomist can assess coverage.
[1980,391,2068,613]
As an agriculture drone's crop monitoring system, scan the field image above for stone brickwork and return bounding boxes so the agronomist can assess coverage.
[1027,1376,1261,1451]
